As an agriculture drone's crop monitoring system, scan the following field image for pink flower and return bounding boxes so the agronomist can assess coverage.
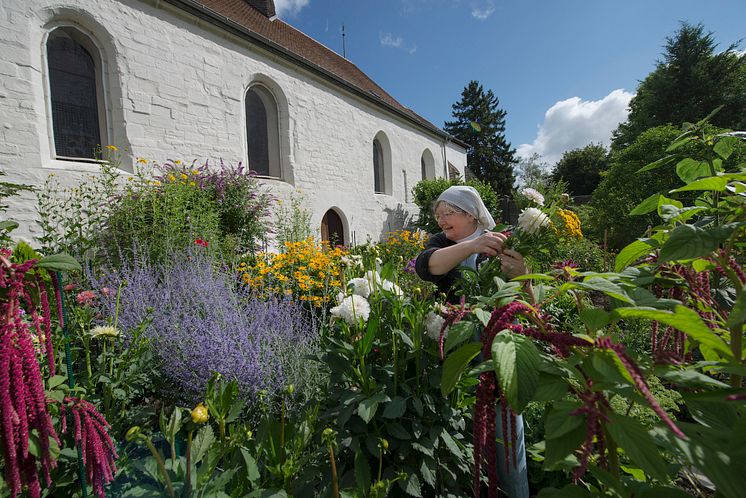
[63,283,77,292]
[100,287,112,297]
[76,291,96,306]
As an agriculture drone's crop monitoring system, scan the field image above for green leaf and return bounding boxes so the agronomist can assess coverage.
[402,472,422,497]
[192,425,215,464]
[358,316,379,357]
[394,329,415,350]
[606,413,669,481]
[386,422,411,440]
[658,368,729,389]
[671,176,728,192]
[726,285,746,328]
[357,392,390,424]
[714,135,739,160]
[36,253,81,272]
[629,193,661,215]
[439,429,463,459]
[47,375,68,389]
[613,305,732,358]
[382,396,407,419]
[615,240,655,271]
[355,448,371,493]
[537,485,591,498]
[637,154,677,173]
[579,308,610,332]
[657,195,683,216]
[659,224,730,262]
[0,220,18,232]
[491,332,540,412]
[473,308,491,327]
[444,321,477,354]
[576,277,633,304]
[676,158,710,183]
[440,342,481,397]
[240,448,260,485]
[419,457,436,487]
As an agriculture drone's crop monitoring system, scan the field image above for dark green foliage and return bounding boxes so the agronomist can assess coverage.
[412,177,499,234]
[444,80,517,198]
[551,144,610,196]
[590,124,746,250]
[612,22,746,150]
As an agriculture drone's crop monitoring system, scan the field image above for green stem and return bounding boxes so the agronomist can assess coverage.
[143,437,176,498]
[604,426,619,479]
[392,330,398,397]
[280,398,286,466]
[377,446,383,483]
[328,444,340,498]
[185,431,193,498]
[731,323,743,388]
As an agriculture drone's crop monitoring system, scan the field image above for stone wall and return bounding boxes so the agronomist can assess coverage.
[0,0,466,245]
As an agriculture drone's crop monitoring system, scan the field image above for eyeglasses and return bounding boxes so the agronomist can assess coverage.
[434,210,460,221]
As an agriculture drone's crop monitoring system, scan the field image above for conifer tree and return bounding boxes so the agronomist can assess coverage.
[444,81,517,198]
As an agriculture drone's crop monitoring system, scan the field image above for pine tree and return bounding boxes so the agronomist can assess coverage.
[444,81,517,198]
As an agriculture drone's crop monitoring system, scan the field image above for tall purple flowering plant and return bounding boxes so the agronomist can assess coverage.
[89,251,319,404]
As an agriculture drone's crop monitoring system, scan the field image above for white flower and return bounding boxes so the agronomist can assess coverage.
[330,295,370,325]
[424,311,447,341]
[521,187,545,206]
[364,270,381,289]
[380,279,403,297]
[90,325,120,339]
[517,207,550,235]
[341,254,363,269]
[348,277,371,298]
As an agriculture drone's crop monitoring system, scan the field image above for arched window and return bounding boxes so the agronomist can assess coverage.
[47,27,104,160]
[246,85,281,178]
[421,149,435,180]
[373,138,384,193]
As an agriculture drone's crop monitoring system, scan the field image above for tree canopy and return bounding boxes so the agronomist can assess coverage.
[551,143,610,196]
[444,81,516,198]
[612,22,746,150]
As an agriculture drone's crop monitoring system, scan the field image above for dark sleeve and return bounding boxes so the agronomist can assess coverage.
[415,233,460,286]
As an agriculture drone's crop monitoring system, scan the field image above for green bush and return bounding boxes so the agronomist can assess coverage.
[412,177,499,233]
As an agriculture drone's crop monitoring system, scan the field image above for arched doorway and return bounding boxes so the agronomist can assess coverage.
[321,209,345,246]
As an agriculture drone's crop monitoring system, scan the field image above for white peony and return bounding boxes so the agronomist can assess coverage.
[347,277,371,298]
[90,325,120,339]
[517,207,550,234]
[424,311,447,341]
[521,187,545,206]
[330,294,370,325]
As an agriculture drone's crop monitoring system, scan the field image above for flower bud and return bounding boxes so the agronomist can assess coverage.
[125,426,141,442]
[378,438,389,450]
[285,384,295,396]
[413,287,422,296]
[191,403,209,424]
[560,193,570,203]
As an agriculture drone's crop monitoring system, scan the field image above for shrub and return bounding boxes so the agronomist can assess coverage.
[90,250,320,405]
[412,177,499,233]
[104,159,272,265]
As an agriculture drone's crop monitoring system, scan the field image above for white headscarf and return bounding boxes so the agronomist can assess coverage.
[435,186,496,231]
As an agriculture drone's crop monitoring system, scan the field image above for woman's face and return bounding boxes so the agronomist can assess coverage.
[435,203,478,241]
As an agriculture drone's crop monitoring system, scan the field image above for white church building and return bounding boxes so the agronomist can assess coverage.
[0,0,467,246]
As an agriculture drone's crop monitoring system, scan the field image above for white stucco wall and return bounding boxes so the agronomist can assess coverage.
[0,0,467,246]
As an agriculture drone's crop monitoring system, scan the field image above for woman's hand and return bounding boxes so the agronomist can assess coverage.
[499,249,528,279]
[470,231,508,257]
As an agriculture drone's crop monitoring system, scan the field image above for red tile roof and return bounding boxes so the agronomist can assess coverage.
[164,0,452,140]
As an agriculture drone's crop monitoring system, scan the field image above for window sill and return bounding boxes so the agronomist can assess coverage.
[43,158,130,175]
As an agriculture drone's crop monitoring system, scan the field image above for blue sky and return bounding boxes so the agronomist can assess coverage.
[275,0,746,166]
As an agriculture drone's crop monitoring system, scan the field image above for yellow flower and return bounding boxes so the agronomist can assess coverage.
[105,145,118,151]
[557,209,583,239]
[168,174,176,182]
[189,181,196,186]
[180,173,188,180]
[137,157,148,164]
[192,169,200,175]
[191,403,209,424]
[175,160,182,165]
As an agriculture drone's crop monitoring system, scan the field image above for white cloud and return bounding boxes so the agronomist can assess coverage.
[380,32,417,54]
[471,1,495,20]
[274,0,310,17]
[517,89,634,166]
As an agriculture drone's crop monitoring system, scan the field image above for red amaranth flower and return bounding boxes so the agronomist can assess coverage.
[595,337,685,439]
[195,238,209,248]
[63,397,118,498]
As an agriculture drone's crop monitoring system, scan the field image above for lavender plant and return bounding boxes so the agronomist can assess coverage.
[89,251,321,406]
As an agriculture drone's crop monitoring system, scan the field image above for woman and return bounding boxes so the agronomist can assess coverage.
[415,185,530,498]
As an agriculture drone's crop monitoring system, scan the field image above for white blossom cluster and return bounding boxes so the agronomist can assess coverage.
[517,207,550,234]
[330,294,371,325]
[520,187,545,206]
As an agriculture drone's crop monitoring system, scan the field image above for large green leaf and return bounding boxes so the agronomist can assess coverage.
[606,413,669,481]
[36,253,81,272]
[491,332,540,412]
[612,306,731,358]
[671,176,728,192]
[629,193,661,216]
[358,316,380,357]
[579,308,610,332]
[357,392,390,424]
[675,158,710,183]
[576,277,633,304]
[354,447,371,493]
[544,402,585,469]
[382,396,407,419]
[659,224,731,262]
[615,240,655,271]
[714,135,740,160]
[726,284,746,328]
[440,342,481,397]
[444,321,477,354]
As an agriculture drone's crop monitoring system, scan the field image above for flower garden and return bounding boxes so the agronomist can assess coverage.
[1,121,745,498]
